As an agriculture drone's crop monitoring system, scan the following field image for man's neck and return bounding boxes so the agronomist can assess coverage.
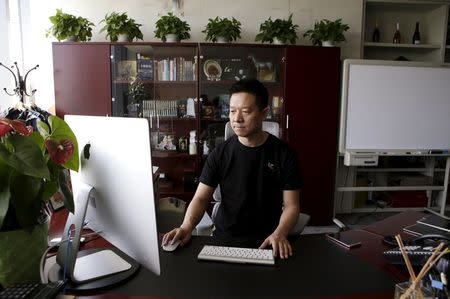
[238,131,268,147]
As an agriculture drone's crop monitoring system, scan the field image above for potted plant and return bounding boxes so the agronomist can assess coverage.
[303,18,350,46]
[255,14,299,44]
[0,107,79,286]
[127,78,148,117]
[100,12,143,42]
[46,9,94,42]
[154,12,191,42]
[202,17,241,43]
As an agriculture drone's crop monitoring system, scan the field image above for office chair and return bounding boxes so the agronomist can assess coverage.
[193,121,310,236]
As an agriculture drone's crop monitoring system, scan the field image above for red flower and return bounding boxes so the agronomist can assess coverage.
[45,139,74,165]
[0,122,13,137]
[0,118,33,136]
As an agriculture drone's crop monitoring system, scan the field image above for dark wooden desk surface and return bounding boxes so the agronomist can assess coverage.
[48,210,427,299]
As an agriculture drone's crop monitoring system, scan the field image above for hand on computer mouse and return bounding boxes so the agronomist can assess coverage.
[162,226,192,249]
[162,239,182,252]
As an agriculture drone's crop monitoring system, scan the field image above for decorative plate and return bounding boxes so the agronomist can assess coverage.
[203,60,222,81]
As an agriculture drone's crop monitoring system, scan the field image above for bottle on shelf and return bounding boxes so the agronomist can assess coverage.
[189,130,197,155]
[393,22,401,44]
[372,20,380,43]
[412,22,421,44]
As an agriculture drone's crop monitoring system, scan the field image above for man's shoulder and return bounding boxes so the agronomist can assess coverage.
[210,135,238,156]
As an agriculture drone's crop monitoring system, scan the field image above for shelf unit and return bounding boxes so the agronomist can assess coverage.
[335,156,450,214]
[362,0,449,63]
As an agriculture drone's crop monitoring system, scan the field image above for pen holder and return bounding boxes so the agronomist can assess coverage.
[394,281,433,299]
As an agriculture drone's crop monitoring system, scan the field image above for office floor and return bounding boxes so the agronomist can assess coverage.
[302,212,399,234]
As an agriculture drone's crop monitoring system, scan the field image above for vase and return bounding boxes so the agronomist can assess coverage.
[117,34,130,42]
[321,40,336,47]
[64,36,77,42]
[272,37,285,45]
[127,103,141,117]
[216,36,229,43]
[165,34,179,43]
[0,222,48,286]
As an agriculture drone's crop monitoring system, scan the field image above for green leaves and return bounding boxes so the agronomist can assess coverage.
[46,9,94,41]
[154,12,191,41]
[100,12,143,42]
[45,116,79,172]
[0,135,50,180]
[303,18,350,45]
[202,17,241,42]
[255,14,299,44]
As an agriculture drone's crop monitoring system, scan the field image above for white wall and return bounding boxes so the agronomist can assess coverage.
[0,0,13,111]
[22,0,363,110]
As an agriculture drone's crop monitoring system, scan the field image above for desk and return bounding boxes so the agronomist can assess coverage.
[48,211,427,299]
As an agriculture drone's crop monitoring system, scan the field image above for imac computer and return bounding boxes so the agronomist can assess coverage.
[53,115,160,287]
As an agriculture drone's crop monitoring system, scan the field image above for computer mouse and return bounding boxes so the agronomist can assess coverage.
[162,239,182,252]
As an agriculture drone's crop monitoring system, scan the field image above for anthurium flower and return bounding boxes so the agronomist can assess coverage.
[0,118,33,136]
[45,138,74,165]
[0,121,13,137]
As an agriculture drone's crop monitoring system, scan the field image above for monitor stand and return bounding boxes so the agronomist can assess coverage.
[48,182,139,290]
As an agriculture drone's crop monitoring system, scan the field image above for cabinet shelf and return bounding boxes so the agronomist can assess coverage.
[202,80,281,87]
[337,186,444,192]
[364,42,441,49]
[113,79,196,85]
[152,151,196,158]
[357,167,440,173]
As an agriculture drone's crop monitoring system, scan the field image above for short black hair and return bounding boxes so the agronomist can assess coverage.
[229,79,269,110]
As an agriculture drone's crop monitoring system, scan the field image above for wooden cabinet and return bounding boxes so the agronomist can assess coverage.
[52,42,340,225]
[362,0,449,63]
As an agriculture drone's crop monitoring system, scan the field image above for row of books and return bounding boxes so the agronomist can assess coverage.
[154,57,196,82]
[142,99,196,118]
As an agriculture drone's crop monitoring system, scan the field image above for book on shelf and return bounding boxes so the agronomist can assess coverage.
[136,53,153,80]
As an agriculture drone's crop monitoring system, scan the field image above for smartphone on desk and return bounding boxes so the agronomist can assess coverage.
[326,232,362,249]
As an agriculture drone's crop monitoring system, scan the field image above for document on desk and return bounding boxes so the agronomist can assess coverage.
[326,232,362,249]
[403,223,450,238]
[417,214,450,233]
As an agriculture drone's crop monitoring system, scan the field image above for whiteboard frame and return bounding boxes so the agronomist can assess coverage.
[339,59,450,155]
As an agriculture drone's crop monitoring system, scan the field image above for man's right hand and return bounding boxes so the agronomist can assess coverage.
[162,226,192,247]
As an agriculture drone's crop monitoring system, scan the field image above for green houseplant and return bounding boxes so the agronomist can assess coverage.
[100,12,143,42]
[154,12,191,42]
[255,14,299,44]
[0,108,79,286]
[127,78,148,117]
[303,18,350,46]
[46,9,94,42]
[202,17,241,43]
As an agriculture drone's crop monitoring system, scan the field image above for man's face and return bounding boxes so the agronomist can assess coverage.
[229,92,268,138]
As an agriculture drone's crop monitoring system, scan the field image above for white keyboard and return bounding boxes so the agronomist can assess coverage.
[198,245,275,265]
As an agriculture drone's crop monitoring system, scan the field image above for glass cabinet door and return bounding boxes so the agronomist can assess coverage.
[111,44,199,201]
[198,44,285,156]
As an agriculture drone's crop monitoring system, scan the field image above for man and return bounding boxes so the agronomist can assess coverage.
[162,79,301,259]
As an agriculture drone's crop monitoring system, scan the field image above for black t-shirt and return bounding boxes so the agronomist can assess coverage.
[199,134,302,237]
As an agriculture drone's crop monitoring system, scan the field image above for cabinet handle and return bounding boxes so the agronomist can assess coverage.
[199,97,203,102]
[112,97,115,102]
[286,114,289,129]
[282,57,286,63]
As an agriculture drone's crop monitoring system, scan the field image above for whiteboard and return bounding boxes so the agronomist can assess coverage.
[339,59,450,153]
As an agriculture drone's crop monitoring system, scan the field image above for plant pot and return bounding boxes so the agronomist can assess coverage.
[117,34,130,42]
[321,40,335,47]
[64,36,77,42]
[165,34,179,43]
[127,103,141,117]
[216,36,229,43]
[0,222,48,286]
[273,37,285,45]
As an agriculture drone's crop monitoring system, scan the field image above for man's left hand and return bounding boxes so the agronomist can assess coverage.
[259,233,292,259]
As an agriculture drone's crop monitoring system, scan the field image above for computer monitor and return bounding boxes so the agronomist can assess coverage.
[58,115,160,284]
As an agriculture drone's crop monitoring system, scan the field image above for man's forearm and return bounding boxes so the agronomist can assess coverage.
[274,205,300,237]
[181,197,209,232]
[180,183,214,232]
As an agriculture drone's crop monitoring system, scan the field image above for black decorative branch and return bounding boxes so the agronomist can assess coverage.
[0,61,39,103]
